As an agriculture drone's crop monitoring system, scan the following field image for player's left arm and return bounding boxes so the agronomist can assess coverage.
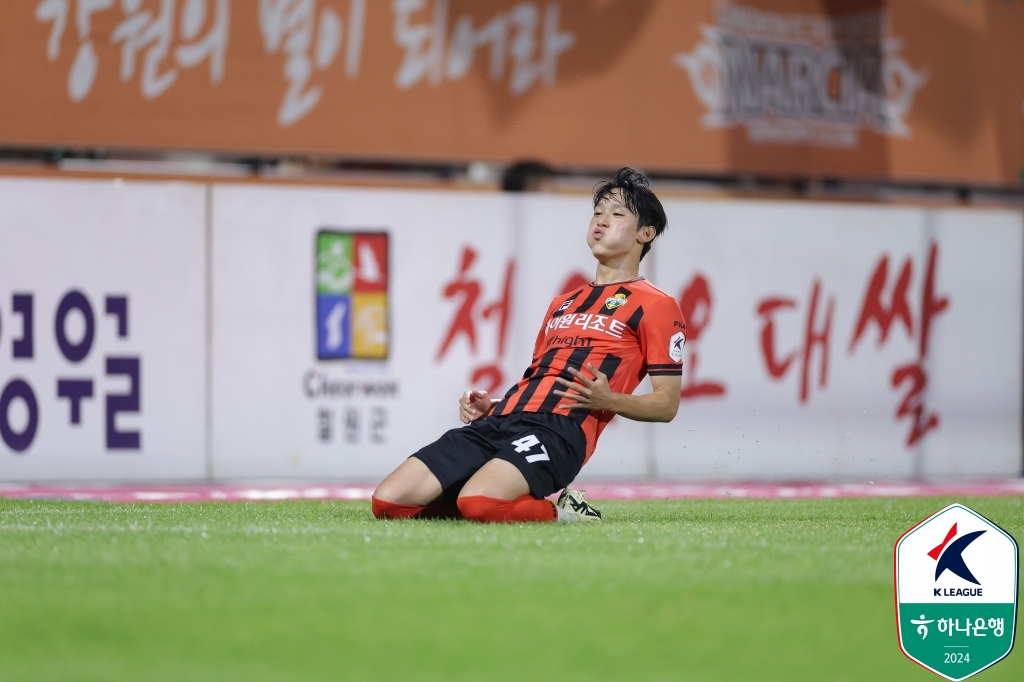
[554,367,680,422]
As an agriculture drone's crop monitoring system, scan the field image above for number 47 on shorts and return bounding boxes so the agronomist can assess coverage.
[512,435,550,463]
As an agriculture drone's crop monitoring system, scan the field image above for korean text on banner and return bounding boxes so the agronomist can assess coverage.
[2,1,1023,186]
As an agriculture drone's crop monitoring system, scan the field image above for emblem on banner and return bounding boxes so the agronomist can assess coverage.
[894,503,1018,680]
[316,230,389,360]
[674,3,928,149]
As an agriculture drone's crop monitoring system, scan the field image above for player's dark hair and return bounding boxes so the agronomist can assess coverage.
[592,167,667,261]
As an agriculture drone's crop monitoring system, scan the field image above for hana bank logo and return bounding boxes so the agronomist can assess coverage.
[315,230,390,360]
[674,2,928,149]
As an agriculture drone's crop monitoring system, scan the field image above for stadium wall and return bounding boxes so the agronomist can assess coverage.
[0,177,1021,482]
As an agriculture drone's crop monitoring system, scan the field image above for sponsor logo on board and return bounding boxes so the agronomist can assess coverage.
[316,230,389,360]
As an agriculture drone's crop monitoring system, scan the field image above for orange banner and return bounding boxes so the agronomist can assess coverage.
[2,0,1022,186]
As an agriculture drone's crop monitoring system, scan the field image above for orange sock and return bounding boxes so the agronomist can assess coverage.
[371,497,425,519]
[457,495,557,523]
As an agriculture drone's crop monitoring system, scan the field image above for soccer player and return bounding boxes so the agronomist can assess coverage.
[372,168,686,523]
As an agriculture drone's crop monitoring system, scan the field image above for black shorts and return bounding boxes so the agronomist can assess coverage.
[411,411,587,500]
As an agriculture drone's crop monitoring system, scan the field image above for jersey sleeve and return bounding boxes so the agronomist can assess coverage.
[638,295,687,376]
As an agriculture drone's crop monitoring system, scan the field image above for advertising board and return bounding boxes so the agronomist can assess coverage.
[0,178,207,480]
[654,201,1023,479]
[1,177,1019,482]
[210,184,1023,480]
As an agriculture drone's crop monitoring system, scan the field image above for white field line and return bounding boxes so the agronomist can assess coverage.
[0,523,363,535]
[1,481,1022,503]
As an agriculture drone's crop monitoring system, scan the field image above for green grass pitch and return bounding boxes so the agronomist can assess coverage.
[1,497,1020,681]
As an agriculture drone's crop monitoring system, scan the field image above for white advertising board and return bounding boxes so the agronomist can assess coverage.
[210,185,1022,481]
[211,185,659,480]
[654,201,1023,479]
[1,178,1018,483]
[0,178,207,480]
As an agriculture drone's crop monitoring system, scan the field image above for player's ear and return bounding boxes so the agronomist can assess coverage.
[637,225,656,245]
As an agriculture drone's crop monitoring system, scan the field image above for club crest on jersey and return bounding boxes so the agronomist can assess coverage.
[604,293,628,310]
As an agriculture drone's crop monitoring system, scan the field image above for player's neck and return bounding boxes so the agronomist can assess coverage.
[593,258,641,285]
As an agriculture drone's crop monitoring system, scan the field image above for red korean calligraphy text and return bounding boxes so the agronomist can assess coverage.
[559,271,591,295]
[437,245,516,393]
[756,279,834,403]
[437,247,482,359]
[850,242,949,446]
[677,274,726,399]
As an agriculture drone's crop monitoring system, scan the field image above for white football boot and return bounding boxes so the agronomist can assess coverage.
[555,488,602,522]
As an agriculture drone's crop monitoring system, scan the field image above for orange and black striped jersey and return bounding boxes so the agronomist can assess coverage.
[492,277,686,463]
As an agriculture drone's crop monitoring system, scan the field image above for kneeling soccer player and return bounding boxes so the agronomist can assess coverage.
[373,168,686,523]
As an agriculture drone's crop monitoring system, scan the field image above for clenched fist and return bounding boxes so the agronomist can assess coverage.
[459,390,494,424]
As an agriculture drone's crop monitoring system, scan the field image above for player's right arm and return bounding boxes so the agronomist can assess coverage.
[459,390,495,423]
[459,295,562,424]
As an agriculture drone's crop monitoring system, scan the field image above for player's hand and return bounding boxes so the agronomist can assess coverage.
[553,363,619,412]
[459,390,493,424]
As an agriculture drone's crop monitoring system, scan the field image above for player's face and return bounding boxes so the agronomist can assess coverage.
[587,192,649,263]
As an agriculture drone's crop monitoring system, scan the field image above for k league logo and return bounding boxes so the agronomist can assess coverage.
[929,523,984,590]
[895,504,1018,680]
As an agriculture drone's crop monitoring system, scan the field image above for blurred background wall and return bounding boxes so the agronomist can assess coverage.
[1,0,1022,482]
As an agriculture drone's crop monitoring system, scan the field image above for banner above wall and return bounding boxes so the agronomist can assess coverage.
[1,1,1022,186]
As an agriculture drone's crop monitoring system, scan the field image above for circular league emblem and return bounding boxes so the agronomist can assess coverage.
[668,332,686,362]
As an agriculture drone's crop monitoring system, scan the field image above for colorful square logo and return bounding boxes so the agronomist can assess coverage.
[316,230,389,359]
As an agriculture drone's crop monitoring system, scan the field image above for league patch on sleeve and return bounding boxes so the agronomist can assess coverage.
[669,332,686,362]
